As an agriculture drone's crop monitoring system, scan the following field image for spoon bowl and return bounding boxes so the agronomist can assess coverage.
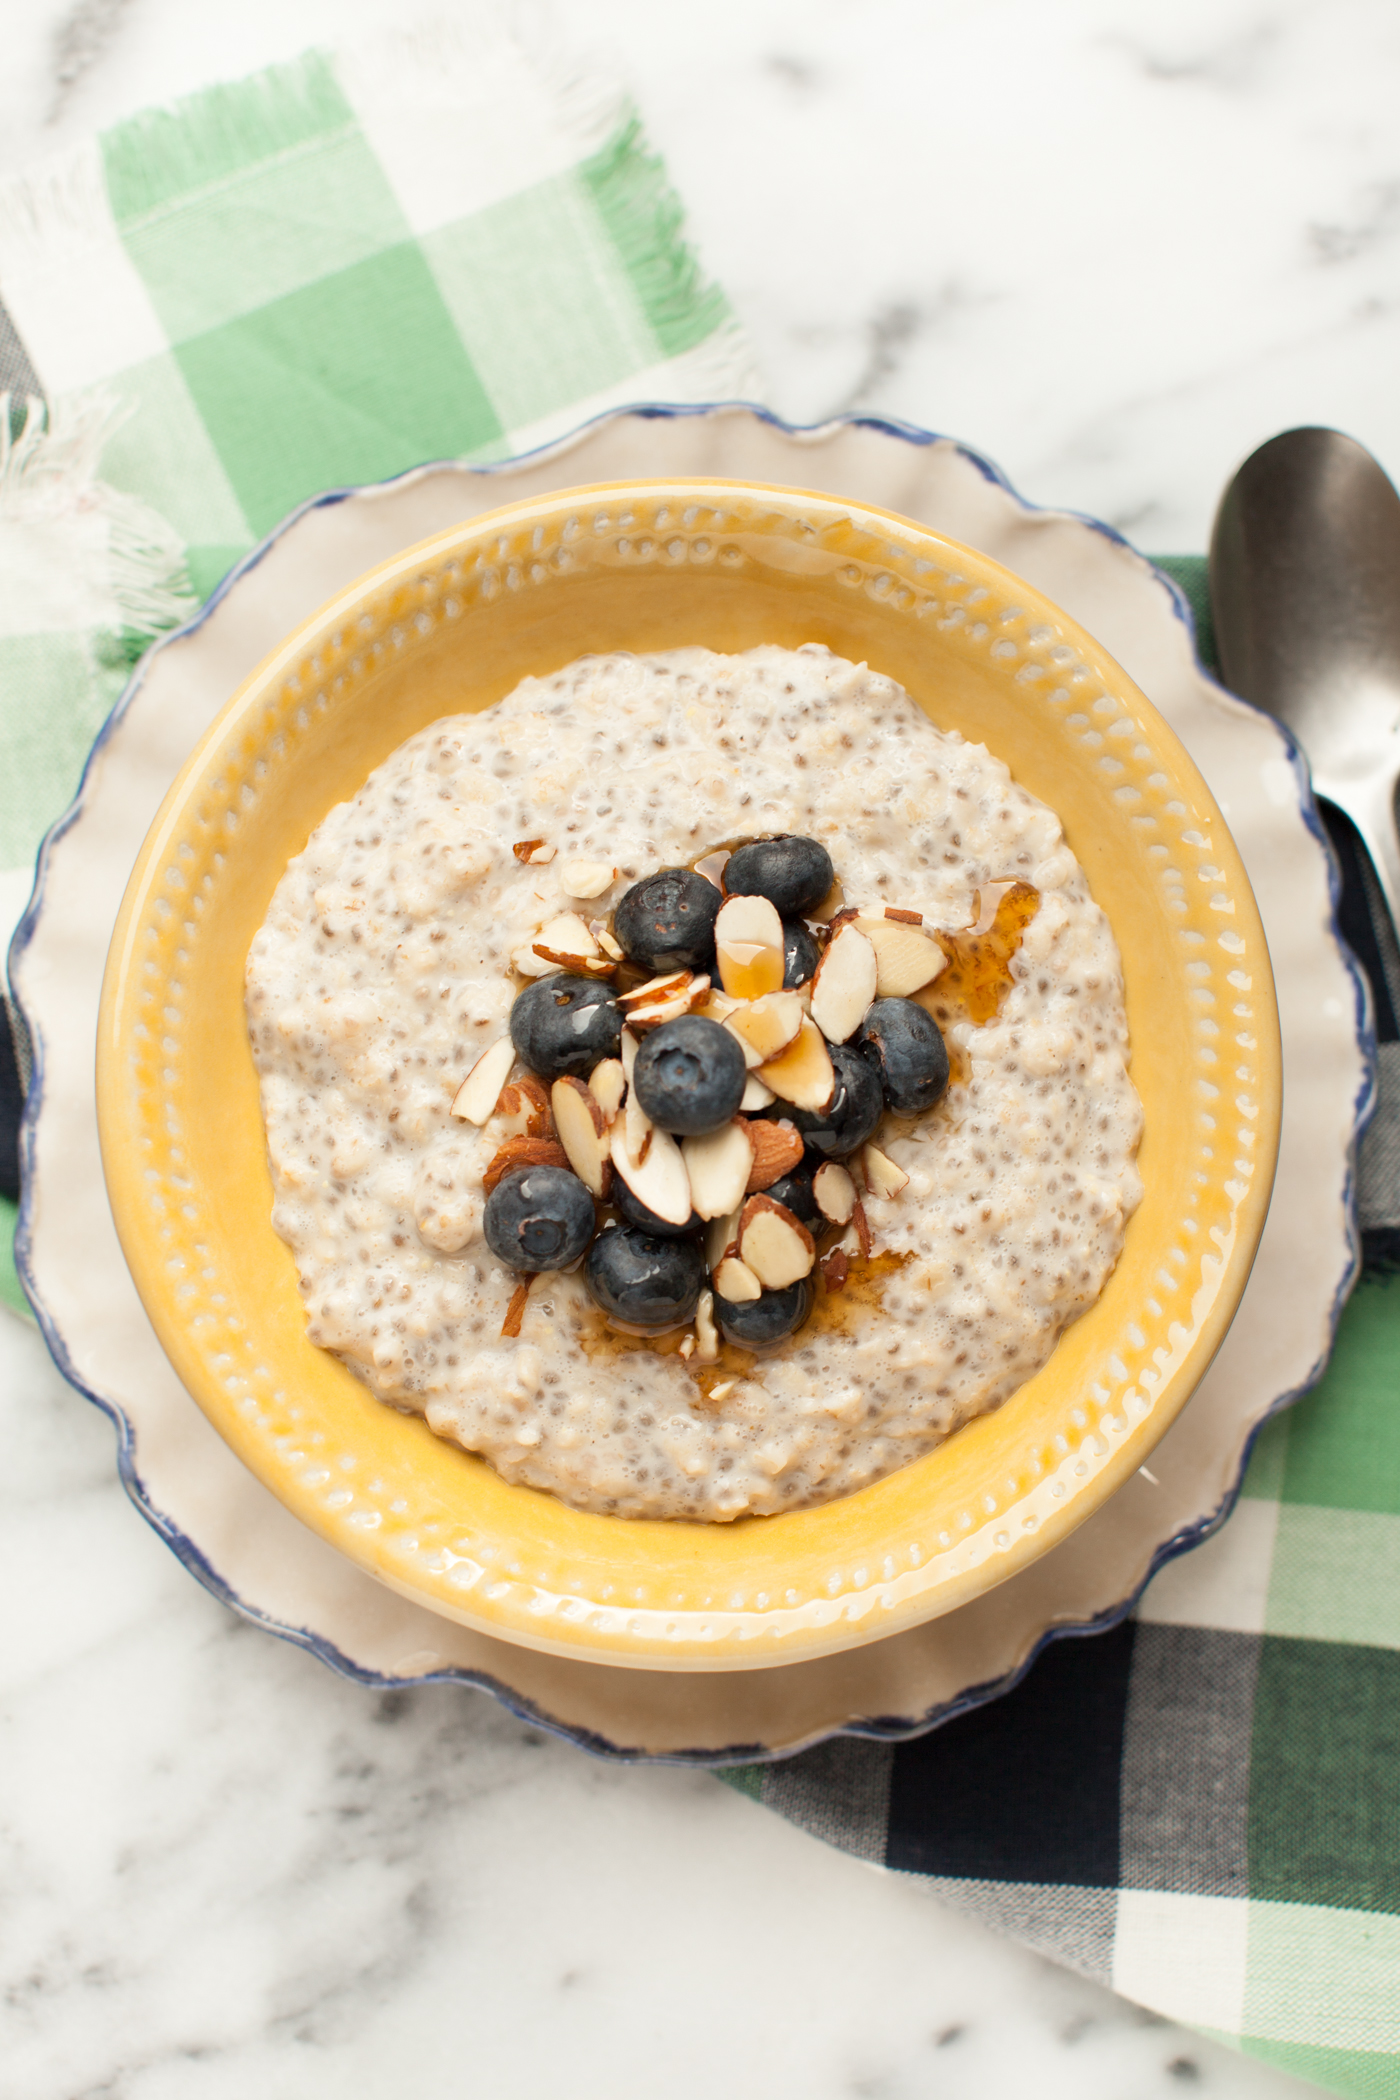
[1210,426,1400,928]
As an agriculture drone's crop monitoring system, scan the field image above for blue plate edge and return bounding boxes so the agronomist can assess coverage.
[6,399,1376,1769]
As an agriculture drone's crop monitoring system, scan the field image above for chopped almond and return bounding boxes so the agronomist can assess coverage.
[588,1058,626,1123]
[884,906,923,926]
[714,1255,762,1303]
[512,839,545,862]
[813,1161,857,1224]
[495,1074,554,1139]
[819,1247,849,1293]
[560,859,617,897]
[552,1077,612,1198]
[501,1274,534,1335]
[863,1143,909,1199]
[715,893,785,999]
[757,1015,835,1112]
[610,1117,690,1225]
[693,849,731,889]
[483,1135,569,1193]
[726,989,804,1064]
[744,1117,804,1191]
[682,1119,754,1220]
[451,1036,516,1124]
[737,1194,816,1289]
[809,921,878,1044]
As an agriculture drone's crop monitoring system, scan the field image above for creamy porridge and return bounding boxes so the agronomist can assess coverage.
[246,645,1143,1521]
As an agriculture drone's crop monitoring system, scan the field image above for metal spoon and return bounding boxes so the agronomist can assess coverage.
[1210,425,1400,931]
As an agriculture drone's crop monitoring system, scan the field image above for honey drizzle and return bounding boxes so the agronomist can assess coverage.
[559,870,1040,1406]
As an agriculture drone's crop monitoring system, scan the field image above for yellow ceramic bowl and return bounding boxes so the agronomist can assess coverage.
[97,480,1281,1671]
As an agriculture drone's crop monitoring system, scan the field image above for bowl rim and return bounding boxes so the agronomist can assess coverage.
[94,470,1283,1673]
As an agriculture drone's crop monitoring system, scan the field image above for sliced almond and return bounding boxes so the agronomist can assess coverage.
[501,1274,534,1335]
[620,969,692,1008]
[740,1073,776,1111]
[863,1143,909,1199]
[852,1198,873,1259]
[624,990,692,1033]
[532,911,599,963]
[532,947,616,980]
[852,911,945,997]
[694,1289,720,1362]
[715,893,785,999]
[737,1194,816,1289]
[619,1026,640,1083]
[609,1117,690,1226]
[744,1118,804,1192]
[682,1120,754,1220]
[451,1037,516,1124]
[714,1256,762,1303]
[757,1015,835,1112]
[884,906,924,927]
[624,1065,653,1164]
[495,1074,554,1139]
[809,921,877,1044]
[696,986,741,1023]
[551,1077,612,1198]
[560,859,617,897]
[705,1205,743,1270]
[726,989,804,1064]
[483,1135,569,1193]
[813,1161,857,1224]
[588,1058,626,1123]
[595,926,625,962]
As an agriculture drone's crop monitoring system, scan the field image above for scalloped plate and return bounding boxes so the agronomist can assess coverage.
[14,410,1367,1751]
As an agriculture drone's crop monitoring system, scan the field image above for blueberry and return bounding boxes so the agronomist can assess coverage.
[782,918,820,988]
[483,1166,595,1273]
[856,998,950,1115]
[761,1162,822,1230]
[612,1176,704,1239]
[632,1014,747,1135]
[724,835,833,918]
[613,868,721,973]
[509,974,621,1084]
[786,1041,884,1158]
[715,1274,815,1348]
[585,1224,706,1329]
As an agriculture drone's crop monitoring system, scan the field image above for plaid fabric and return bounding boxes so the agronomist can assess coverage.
[726,1281,1400,2095]
[0,30,753,1315]
[4,41,1397,2097]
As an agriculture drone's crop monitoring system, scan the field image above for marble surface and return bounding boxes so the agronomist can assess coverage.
[6,0,1397,2091]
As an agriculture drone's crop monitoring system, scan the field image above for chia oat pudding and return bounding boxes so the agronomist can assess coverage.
[246,644,1143,1521]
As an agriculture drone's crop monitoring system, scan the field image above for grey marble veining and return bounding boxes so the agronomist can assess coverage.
[0,0,1381,2091]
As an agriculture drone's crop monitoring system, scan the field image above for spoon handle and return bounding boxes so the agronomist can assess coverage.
[1324,769,1400,940]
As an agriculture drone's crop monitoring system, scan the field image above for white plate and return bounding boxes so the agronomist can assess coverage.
[13,406,1369,1761]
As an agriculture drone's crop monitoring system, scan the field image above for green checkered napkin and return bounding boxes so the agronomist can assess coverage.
[2,41,1397,2096]
[0,32,753,1313]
